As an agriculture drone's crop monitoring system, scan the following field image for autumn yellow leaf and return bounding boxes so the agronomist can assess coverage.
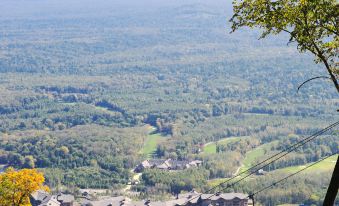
[0,167,49,206]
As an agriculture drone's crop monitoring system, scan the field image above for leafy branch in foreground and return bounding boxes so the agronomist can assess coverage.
[230,0,339,92]
[0,168,49,206]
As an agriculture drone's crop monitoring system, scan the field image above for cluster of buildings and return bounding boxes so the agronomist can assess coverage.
[80,192,251,206]
[31,191,75,206]
[177,192,252,206]
[134,159,203,172]
[31,190,251,206]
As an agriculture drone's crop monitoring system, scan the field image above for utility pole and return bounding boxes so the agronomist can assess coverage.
[323,155,339,205]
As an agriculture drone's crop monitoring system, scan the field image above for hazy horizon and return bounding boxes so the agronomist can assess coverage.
[0,0,232,19]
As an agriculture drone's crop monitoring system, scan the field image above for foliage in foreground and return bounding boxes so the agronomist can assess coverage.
[231,0,339,91]
[0,167,49,206]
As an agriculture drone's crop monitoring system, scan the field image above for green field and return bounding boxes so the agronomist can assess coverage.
[203,142,217,154]
[203,137,247,154]
[207,177,231,188]
[141,126,164,158]
[94,105,117,114]
[240,141,277,173]
[278,154,338,173]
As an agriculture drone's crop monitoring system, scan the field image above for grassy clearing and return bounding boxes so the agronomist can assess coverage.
[93,105,117,114]
[207,141,272,187]
[203,142,217,154]
[278,154,338,173]
[207,175,246,188]
[94,105,109,111]
[240,141,277,173]
[207,177,231,188]
[63,103,77,106]
[219,137,243,145]
[203,137,248,154]
[142,133,162,158]
[239,140,336,176]
[141,126,163,158]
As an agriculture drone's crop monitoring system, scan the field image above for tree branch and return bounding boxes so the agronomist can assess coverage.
[301,7,339,93]
[297,76,331,92]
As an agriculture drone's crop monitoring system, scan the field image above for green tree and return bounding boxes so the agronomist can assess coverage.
[171,180,186,199]
[230,0,339,92]
[23,156,35,169]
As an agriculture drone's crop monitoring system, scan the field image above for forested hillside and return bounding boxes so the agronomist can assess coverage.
[0,0,337,205]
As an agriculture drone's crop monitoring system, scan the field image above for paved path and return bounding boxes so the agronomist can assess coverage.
[233,165,243,176]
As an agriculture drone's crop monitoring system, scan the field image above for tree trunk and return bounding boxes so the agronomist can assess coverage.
[314,45,339,93]
[326,66,339,93]
[323,155,339,205]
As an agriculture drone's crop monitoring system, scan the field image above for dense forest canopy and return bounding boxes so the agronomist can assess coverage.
[0,0,338,205]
